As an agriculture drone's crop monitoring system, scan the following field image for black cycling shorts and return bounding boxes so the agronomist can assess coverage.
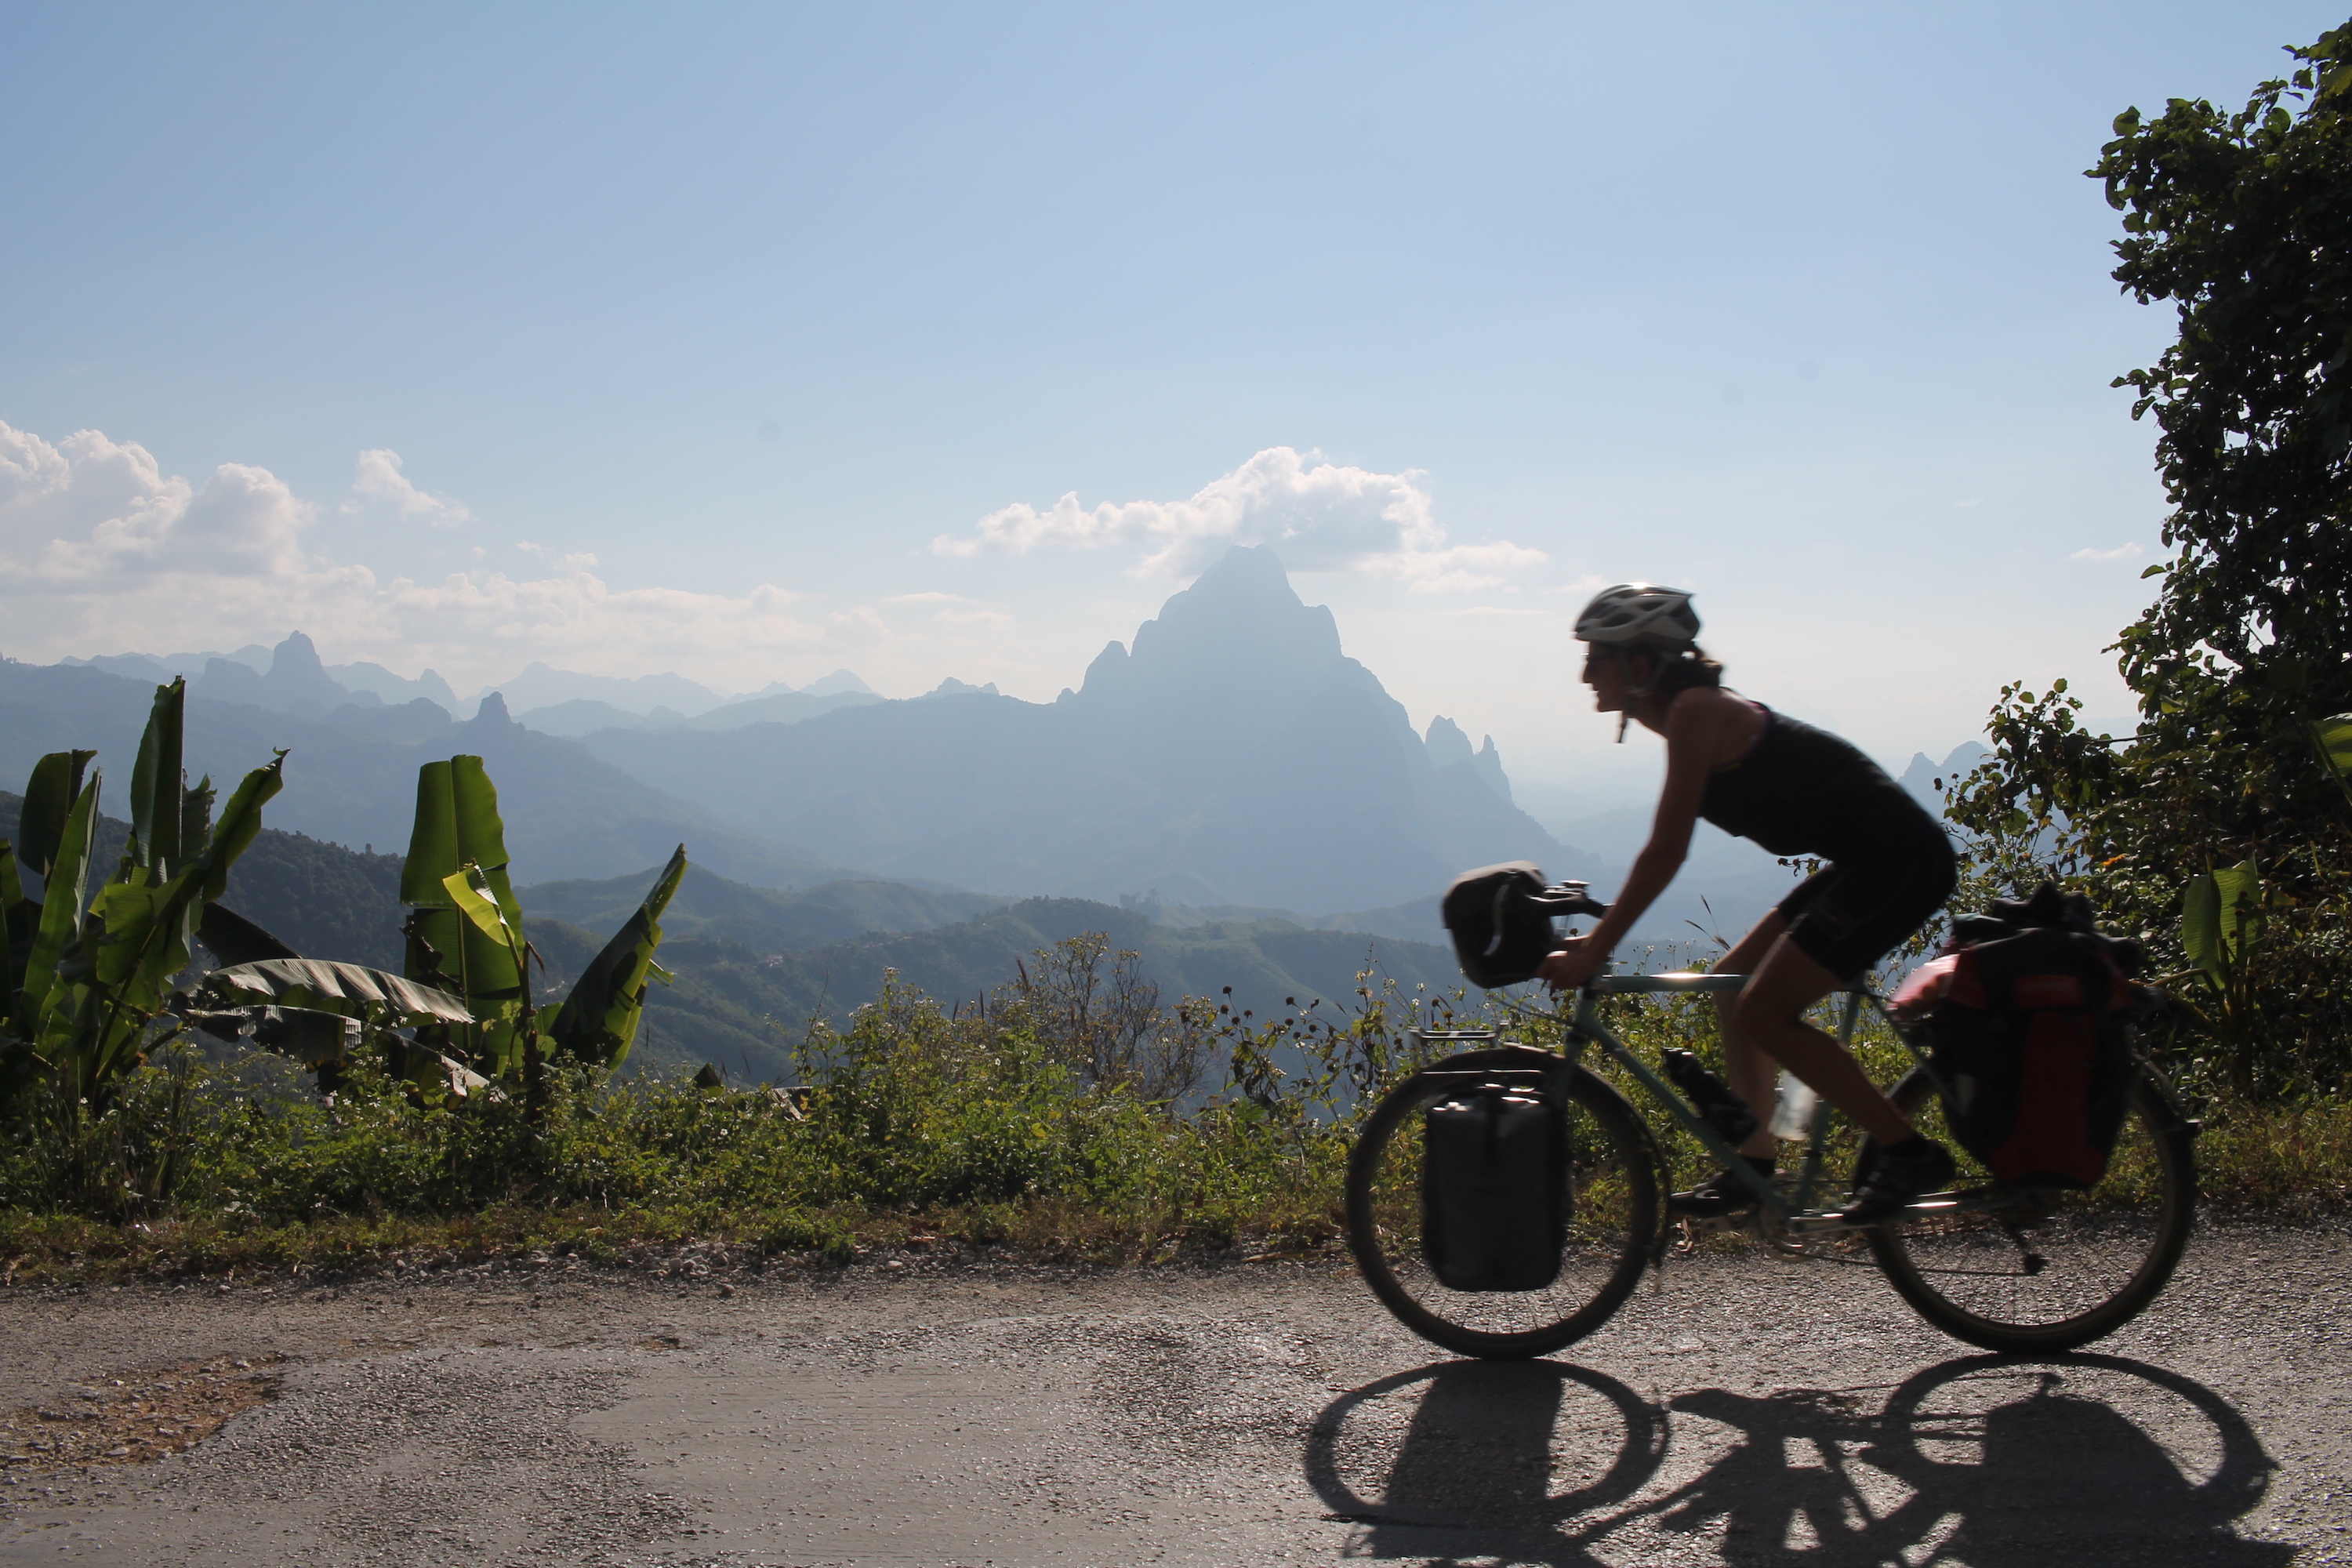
[1774,834,1956,981]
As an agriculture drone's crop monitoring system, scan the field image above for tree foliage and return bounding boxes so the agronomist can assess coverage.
[1951,24,2352,1093]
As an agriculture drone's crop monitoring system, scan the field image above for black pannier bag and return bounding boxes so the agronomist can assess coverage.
[1896,884,2145,1189]
[1420,1075,1569,1291]
[1442,862,1604,989]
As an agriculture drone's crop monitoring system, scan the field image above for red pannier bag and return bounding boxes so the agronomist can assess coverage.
[1920,908,2137,1189]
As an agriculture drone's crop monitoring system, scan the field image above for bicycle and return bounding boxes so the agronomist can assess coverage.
[1344,891,2198,1361]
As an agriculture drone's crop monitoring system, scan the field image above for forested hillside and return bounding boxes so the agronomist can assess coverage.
[2,791,402,969]
[599,894,1461,1082]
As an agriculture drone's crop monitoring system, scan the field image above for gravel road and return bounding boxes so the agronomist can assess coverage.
[0,1217,2345,1566]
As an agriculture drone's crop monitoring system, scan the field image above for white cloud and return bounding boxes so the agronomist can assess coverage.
[0,422,314,583]
[348,448,472,528]
[2070,543,2143,561]
[0,419,865,693]
[933,445,1547,590]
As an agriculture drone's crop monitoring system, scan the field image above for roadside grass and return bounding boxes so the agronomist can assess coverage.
[3,977,2344,1286]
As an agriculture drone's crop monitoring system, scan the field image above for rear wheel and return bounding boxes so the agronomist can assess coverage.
[1865,1067,2195,1353]
[1345,1056,1660,1360]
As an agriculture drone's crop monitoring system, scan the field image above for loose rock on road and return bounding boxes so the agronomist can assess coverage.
[1,1218,2346,1566]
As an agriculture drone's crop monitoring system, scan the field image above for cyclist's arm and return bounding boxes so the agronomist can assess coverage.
[1577,693,1715,951]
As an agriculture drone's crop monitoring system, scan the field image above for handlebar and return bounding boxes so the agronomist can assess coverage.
[1588,971,1748,995]
[1530,880,1610,920]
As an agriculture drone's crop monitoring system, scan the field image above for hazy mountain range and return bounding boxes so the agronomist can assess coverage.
[565,546,1583,913]
[13,544,1987,967]
[62,641,887,728]
[0,659,840,888]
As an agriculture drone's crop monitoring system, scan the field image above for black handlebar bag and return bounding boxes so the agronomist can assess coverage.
[1441,862,1600,988]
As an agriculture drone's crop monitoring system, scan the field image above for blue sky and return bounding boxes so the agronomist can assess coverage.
[3,3,2340,802]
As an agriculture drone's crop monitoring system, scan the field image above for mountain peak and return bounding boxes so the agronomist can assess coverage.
[1093,546,1344,702]
[273,631,325,675]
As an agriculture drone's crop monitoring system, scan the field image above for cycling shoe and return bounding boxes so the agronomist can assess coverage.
[1839,1135,1956,1224]
[1669,1156,1777,1220]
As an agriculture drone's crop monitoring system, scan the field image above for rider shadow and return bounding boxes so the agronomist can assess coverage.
[1305,1352,2291,1566]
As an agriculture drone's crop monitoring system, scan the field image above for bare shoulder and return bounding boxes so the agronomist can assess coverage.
[1664,686,1763,765]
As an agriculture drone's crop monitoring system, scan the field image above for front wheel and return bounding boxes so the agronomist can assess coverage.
[1345,1056,1661,1360]
[1865,1066,2195,1353]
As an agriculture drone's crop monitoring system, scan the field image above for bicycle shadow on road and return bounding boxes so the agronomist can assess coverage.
[1303,1352,2289,1565]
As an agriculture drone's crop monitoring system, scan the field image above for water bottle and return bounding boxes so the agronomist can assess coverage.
[1768,1069,1820,1141]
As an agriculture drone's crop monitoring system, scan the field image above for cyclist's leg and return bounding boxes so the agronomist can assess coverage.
[1728,937,1912,1147]
[1727,844,1958,1152]
[1711,913,1789,1161]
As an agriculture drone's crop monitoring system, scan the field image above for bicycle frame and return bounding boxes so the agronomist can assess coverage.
[1544,971,1998,1236]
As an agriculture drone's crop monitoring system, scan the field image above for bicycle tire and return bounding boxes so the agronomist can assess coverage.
[1865,1066,2195,1353]
[1345,1055,1661,1361]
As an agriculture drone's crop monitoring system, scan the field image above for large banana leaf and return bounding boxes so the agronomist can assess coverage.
[544,845,686,1069]
[128,678,187,874]
[401,758,525,1034]
[16,772,100,1036]
[198,958,474,1025]
[1,842,27,1004]
[442,862,535,1074]
[2314,712,2352,809]
[16,750,96,880]
[2181,859,2260,978]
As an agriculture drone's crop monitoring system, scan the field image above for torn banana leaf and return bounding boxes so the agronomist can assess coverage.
[198,959,474,1025]
[545,845,686,1069]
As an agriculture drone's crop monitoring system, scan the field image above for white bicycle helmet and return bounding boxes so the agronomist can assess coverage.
[1574,583,1700,647]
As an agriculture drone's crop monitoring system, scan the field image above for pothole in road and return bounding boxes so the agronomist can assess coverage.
[0,1354,282,1472]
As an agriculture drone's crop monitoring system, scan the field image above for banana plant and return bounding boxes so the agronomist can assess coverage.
[2172,858,2265,1097]
[399,757,532,1076]
[1,679,281,1105]
[397,754,687,1083]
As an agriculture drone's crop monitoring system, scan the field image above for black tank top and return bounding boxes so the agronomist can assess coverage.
[1699,705,1943,862]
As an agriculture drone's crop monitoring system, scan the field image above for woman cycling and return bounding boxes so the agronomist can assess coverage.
[1534,583,1958,1223]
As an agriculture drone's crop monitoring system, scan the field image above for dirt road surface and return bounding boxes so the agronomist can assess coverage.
[0,1217,2345,1566]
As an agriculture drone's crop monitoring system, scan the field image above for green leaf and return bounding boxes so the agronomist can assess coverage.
[443,863,526,966]
[199,958,474,1025]
[2209,859,2259,953]
[128,678,187,875]
[2312,712,2352,805]
[2181,860,2259,979]
[401,757,521,923]
[545,844,687,1069]
[401,758,526,1019]
[18,772,100,1034]
[0,843,22,1001]
[16,750,96,880]
[180,775,216,863]
[89,881,166,988]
